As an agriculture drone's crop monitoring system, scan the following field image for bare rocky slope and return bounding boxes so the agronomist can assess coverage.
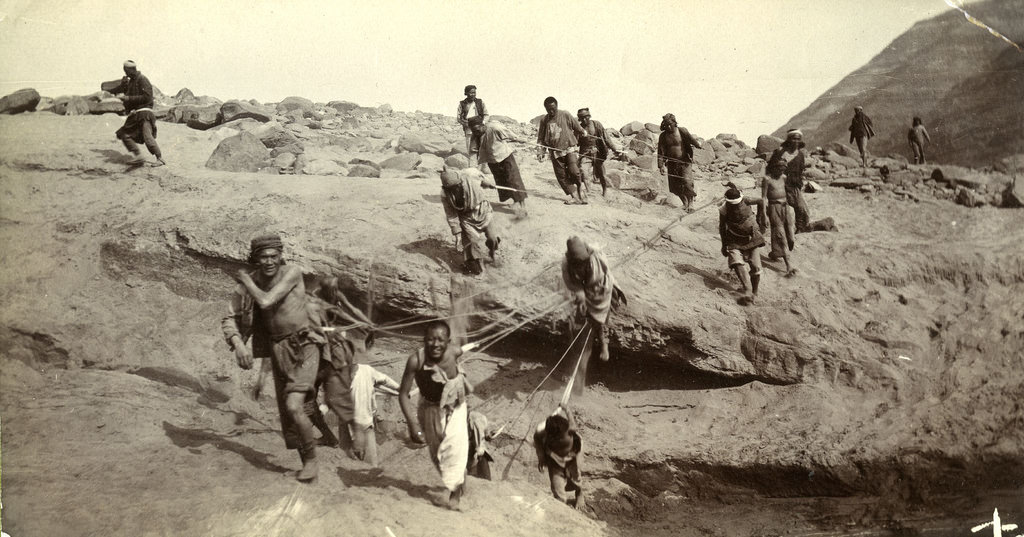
[772,0,1024,168]
[1,97,1022,536]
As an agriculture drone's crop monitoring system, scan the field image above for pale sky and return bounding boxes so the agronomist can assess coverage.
[0,0,954,143]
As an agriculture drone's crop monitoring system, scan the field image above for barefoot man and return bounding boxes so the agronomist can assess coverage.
[563,236,626,366]
[225,233,326,482]
[658,113,702,211]
[399,321,473,510]
[761,164,797,276]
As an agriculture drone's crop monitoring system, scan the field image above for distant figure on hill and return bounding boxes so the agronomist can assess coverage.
[534,405,586,510]
[399,320,473,510]
[562,236,626,365]
[108,60,164,167]
[657,113,702,212]
[457,85,488,169]
[767,129,811,233]
[469,116,529,218]
[848,105,874,169]
[536,96,588,205]
[440,166,500,276]
[719,185,767,305]
[907,116,932,164]
[761,163,797,277]
[576,108,625,197]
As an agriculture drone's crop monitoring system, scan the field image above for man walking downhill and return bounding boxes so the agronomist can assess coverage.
[536,96,588,205]
[577,108,625,197]
[657,113,702,211]
[767,129,810,233]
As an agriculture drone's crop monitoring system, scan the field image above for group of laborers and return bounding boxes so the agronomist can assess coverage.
[222,233,606,511]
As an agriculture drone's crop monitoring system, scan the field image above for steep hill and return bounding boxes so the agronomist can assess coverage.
[773,0,1024,167]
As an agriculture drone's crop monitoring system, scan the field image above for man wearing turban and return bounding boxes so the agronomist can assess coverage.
[440,166,501,275]
[576,108,625,197]
[767,129,811,233]
[221,233,327,482]
[562,236,626,365]
[657,113,702,211]
[107,60,164,166]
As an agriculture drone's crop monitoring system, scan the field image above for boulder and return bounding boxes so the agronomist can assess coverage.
[620,121,645,136]
[205,131,271,172]
[444,154,470,169]
[89,98,125,114]
[629,155,658,170]
[859,184,875,194]
[1002,177,1024,208]
[250,121,302,150]
[707,138,727,155]
[804,167,829,182]
[166,104,221,125]
[270,143,304,157]
[276,96,315,115]
[273,152,297,169]
[220,100,271,123]
[756,135,783,156]
[692,147,715,166]
[348,158,382,171]
[302,159,347,176]
[174,88,196,102]
[0,88,42,114]
[715,133,740,147]
[284,109,306,124]
[292,154,308,175]
[606,170,625,190]
[644,123,660,133]
[417,154,446,172]
[663,194,684,208]
[824,142,860,159]
[825,150,861,169]
[955,186,986,208]
[831,177,871,189]
[347,164,381,178]
[746,161,765,175]
[378,103,393,114]
[398,132,457,157]
[628,137,654,156]
[871,157,906,170]
[808,217,838,232]
[52,96,91,116]
[632,129,654,144]
[805,180,822,193]
[379,153,422,171]
[327,100,359,114]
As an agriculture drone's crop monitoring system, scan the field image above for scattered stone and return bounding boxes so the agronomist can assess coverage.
[273,152,297,169]
[444,154,470,169]
[1003,177,1024,208]
[251,121,301,150]
[831,177,870,189]
[692,147,715,166]
[859,184,875,193]
[745,161,764,175]
[628,137,654,156]
[0,88,42,114]
[805,180,822,193]
[808,217,838,232]
[174,88,196,102]
[756,134,783,155]
[380,153,422,171]
[302,159,347,176]
[805,167,829,182]
[620,121,645,136]
[824,142,860,158]
[220,100,271,123]
[644,122,660,133]
[378,103,393,114]
[347,164,381,178]
[327,100,359,114]
[205,131,271,172]
[955,186,986,208]
[52,96,91,116]
[630,155,658,171]
[398,132,457,157]
[89,98,126,114]
[293,153,308,175]
[418,154,446,172]
[276,96,315,115]
[994,154,1024,175]
[663,194,684,208]
[825,150,862,169]
[166,104,221,125]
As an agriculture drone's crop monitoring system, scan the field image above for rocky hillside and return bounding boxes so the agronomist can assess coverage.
[772,0,1024,168]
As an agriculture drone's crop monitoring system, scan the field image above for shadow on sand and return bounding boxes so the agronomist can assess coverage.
[163,421,290,474]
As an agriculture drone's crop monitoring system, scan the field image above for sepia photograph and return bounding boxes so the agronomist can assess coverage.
[0,0,1021,535]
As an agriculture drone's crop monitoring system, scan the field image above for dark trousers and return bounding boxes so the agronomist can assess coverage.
[117,118,161,158]
[550,153,582,196]
[786,186,810,233]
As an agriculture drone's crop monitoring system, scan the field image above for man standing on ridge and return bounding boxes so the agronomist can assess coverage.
[109,60,164,166]
[658,113,702,212]
[537,96,588,205]
[849,105,874,170]
[457,85,488,169]
[577,108,625,197]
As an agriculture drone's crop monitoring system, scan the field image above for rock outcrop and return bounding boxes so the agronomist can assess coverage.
[0,88,41,114]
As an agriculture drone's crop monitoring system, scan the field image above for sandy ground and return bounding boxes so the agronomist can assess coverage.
[1,113,1022,536]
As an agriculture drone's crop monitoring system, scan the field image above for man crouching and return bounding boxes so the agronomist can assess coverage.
[227,233,326,482]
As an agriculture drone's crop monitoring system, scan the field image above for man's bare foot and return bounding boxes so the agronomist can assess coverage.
[786,268,799,278]
[151,158,165,167]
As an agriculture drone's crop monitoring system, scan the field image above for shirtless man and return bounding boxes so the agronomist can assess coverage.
[233,234,325,482]
[657,113,702,211]
[761,164,797,276]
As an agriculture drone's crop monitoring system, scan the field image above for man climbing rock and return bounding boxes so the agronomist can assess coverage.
[562,236,626,363]
[719,185,767,304]
[440,166,501,275]
[108,60,164,166]
[223,233,325,483]
[658,113,702,211]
